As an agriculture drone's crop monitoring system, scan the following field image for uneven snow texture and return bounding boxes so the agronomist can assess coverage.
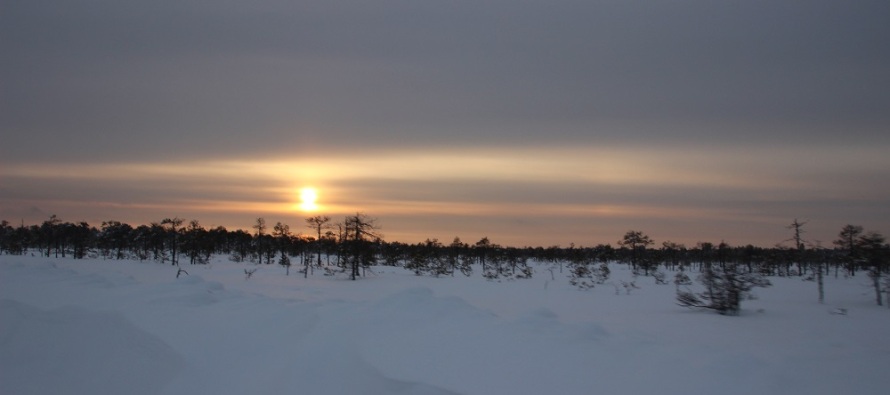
[0,299,183,395]
[1,256,888,395]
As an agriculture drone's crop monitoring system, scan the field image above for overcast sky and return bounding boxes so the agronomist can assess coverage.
[2,0,889,247]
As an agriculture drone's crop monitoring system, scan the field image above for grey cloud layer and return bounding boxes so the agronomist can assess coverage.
[4,0,889,162]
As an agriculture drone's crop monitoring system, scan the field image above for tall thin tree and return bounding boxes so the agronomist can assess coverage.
[305,215,332,271]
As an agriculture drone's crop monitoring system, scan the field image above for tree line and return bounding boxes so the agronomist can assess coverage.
[1,216,887,309]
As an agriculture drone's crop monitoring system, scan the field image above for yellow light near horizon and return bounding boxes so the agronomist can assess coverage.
[299,187,319,211]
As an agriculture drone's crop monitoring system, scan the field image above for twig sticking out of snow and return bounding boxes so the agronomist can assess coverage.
[829,308,848,316]
[621,280,640,295]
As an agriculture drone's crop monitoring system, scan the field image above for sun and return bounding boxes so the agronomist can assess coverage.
[298,187,319,211]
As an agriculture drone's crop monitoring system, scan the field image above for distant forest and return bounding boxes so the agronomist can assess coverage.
[2,214,888,312]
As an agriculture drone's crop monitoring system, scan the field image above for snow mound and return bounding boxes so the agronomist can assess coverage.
[149,275,230,306]
[371,286,496,322]
[513,307,610,342]
[0,299,184,395]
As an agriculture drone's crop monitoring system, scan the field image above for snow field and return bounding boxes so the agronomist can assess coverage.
[1,255,888,395]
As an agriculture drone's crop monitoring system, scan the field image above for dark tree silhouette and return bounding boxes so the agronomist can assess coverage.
[272,222,293,275]
[160,217,184,266]
[99,221,133,260]
[305,215,332,270]
[619,230,654,275]
[342,213,381,281]
[183,220,211,265]
[252,217,271,264]
[834,224,864,276]
[676,262,771,315]
[857,231,888,306]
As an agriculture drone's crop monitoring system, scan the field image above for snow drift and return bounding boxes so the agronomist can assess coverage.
[1,256,888,395]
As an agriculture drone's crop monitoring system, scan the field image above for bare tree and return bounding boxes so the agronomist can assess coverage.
[160,217,184,266]
[342,213,381,280]
[273,222,292,275]
[252,217,271,264]
[787,219,822,302]
[786,219,807,251]
[305,215,332,271]
[252,217,266,236]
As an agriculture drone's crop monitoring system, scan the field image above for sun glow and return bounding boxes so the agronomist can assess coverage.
[298,187,319,211]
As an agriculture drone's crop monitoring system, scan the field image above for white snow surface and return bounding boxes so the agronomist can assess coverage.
[1,255,888,395]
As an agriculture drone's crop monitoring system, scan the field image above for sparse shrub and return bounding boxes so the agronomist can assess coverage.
[569,260,609,289]
[278,253,291,275]
[620,280,639,295]
[673,270,692,291]
[676,263,771,315]
[653,271,668,285]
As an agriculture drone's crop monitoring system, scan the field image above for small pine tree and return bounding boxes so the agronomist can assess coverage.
[569,260,609,289]
[279,253,291,275]
[457,254,473,277]
[673,270,692,291]
[569,263,594,289]
[676,263,771,315]
[405,251,428,275]
[653,271,668,285]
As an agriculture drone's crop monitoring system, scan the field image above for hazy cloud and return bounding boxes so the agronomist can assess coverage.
[2,0,889,245]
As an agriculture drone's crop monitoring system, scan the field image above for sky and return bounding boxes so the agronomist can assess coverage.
[2,0,889,248]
